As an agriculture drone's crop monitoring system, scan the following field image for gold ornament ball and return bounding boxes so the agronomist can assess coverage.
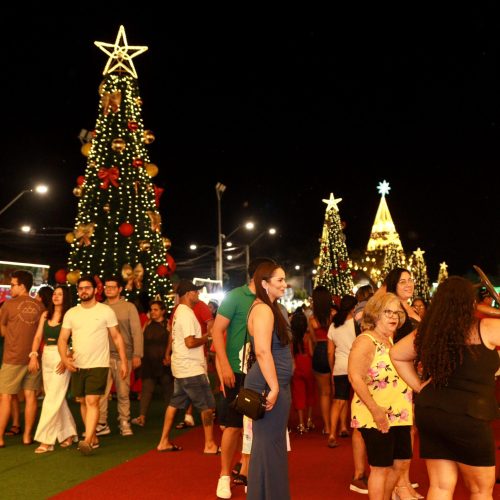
[111,138,126,153]
[142,130,155,144]
[81,142,92,157]
[66,270,81,285]
[139,240,151,251]
[65,232,75,244]
[145,163,159,177]
[88,160,97,168]
[162,237,172,250]
[103,203,111,213]
[73,186,83,197]
[313,257,320,266]
[98,80,106,96]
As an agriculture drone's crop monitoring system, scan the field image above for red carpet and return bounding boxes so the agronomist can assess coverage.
[50,417,500,499]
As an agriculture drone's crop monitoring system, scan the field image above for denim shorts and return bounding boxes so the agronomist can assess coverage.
[169,373,216,411]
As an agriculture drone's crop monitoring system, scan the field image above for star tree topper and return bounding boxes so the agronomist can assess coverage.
[95,25,148,79]
[414,247,425,259]
[377,180,391,196]
[322,192,342,212]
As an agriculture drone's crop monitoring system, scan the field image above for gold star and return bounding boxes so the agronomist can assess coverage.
[440,261,448,271]
[95,25,148,79]
[322,193,342,212]
[414,247,425,259]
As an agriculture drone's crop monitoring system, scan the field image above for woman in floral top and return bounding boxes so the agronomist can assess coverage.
[348,292,413,500]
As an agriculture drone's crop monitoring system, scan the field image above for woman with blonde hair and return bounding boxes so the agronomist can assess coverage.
[349,292,413,500]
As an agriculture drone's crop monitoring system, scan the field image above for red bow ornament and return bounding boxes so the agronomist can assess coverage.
[98,167,120,189]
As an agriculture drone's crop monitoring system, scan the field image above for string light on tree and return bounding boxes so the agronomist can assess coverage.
[409,247,431,301]
[437,261,449,284]
[314,192,353,299]
[67,26,173,308]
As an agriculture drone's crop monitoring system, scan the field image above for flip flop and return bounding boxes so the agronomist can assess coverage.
[175,421,195,430]
[339,431,350,438]
[327,438,339,448]
[5,425,21,436]
[78,441,94,456]
[203,446,221,455]
[158,444,183,452]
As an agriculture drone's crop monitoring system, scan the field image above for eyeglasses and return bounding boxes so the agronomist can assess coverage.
[77,286,93,291]
[382,309,404,319]
[397,278,414,285]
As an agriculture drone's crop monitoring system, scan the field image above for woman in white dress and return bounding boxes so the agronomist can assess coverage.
[28,285,77,453]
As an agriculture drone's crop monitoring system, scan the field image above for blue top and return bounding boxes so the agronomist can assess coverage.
[245,326,293,392]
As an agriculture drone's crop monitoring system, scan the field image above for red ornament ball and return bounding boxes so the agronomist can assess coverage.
[157,264,168,277]
[76,175,85,186]
[132,158,144,168]
[128,121,139,131]
[118,222,134,237]
[55,268,67,284]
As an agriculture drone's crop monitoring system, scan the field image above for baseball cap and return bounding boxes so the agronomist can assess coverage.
[176,279,203,297]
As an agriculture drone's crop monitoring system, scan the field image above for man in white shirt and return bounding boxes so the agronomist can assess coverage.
[156,280,219,454]
[58,275,127,455]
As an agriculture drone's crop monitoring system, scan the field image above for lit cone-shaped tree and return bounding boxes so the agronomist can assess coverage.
[409,248,430,301]
[314,193,354,299]
[437,261,448,284]
[67,26,173,307]
[381,243,407,281]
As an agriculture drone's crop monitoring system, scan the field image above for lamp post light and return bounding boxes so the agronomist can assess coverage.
[215,182,226,284]
[245,227,277,281]
[0,184,49,217]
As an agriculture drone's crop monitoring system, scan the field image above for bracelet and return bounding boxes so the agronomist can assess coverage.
[28,351,39,358]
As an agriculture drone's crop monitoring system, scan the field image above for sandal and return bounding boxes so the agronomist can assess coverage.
[233,474,247,486]
[60,436,78,448]
[5,425,21,436]
[131,417,145,427]
[35,444,54,454]
[175,420,195,430]
[232,462,242,477]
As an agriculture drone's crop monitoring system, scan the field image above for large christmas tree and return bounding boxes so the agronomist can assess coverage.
[313,193,354,299]
[66,26,173,306]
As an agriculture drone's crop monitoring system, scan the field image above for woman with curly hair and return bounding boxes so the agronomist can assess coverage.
[391,276,500,499]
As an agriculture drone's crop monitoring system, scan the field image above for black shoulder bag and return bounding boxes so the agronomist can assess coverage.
[230,326,267,420]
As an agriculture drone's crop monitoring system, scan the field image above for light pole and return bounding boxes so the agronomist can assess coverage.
[215,182,226,284]
[0,184,49,217]
[245,227,277,281]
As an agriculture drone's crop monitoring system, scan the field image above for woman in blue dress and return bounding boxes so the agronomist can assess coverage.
[245,261,293,500]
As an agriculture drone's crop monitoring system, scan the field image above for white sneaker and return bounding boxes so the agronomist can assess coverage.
[82,423,111,438]
[95,423,111,436]
[120,421,133,436]
[216,475,231,499]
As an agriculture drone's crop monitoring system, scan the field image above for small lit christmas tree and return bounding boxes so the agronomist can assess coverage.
[409,248,430,301]
[381,243,407,281]
[66,26,174,307]
[314,193,354,299]
[437,261,448,284]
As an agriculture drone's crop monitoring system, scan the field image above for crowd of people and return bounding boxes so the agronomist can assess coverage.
[0,265,499,499]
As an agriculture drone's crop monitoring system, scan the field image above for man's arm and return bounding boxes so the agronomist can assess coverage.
[212,314,235,388]
[58,327,77,372]
[184,334,209,349]
[129,305,143,369]
[109,325,128,379]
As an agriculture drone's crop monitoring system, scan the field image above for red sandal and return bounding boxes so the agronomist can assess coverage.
[5,425,21,436]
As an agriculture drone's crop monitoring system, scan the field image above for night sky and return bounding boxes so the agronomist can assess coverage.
[1,9,500,287]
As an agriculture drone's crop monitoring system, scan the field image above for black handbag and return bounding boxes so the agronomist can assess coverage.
[231,387,267,420]
[230,325,267,420]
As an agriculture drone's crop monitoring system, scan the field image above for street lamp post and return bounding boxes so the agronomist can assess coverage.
[0,185,49,217]
[215,182,226,284]
[245,227,277,281]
